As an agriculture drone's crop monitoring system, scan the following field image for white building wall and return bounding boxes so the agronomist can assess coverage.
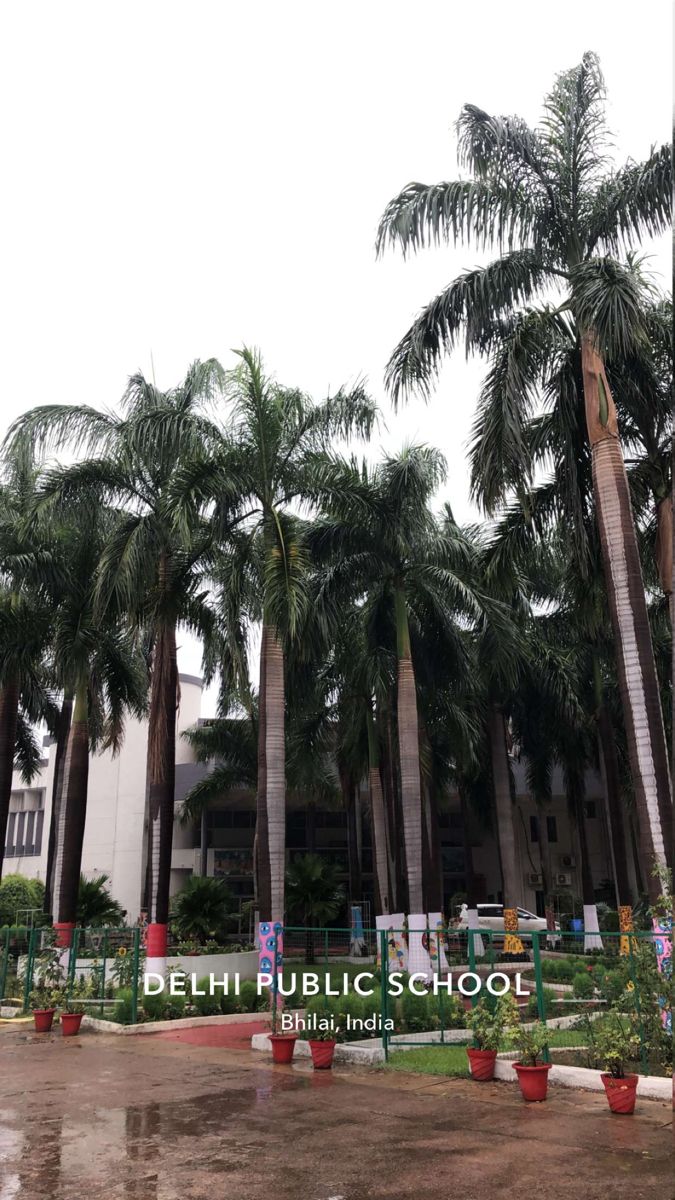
[7,675,204,920]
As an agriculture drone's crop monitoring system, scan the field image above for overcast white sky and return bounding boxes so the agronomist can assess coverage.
[0,1,671,697]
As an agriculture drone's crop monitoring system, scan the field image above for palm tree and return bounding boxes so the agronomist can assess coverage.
[171,875,235,945]
[0,446,59,878]
[377,53,672,899]
[311,447,495,914]
[171,348,375,923]
[76,874,126,927]
[37,503,148,942]
[285,853,343,964]
[6,359,235,970]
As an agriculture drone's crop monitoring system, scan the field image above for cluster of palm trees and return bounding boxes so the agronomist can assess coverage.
[0,55,671,966]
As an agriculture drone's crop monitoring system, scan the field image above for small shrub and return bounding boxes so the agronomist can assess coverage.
[526,986,556,1020]
[400,989,429,1033]
[238,980,258,1013]
[572,971,595,999]
[143,991,167,1021]
[428,992,466,1029]
[191,977,221,1016]
[114,988,134,1024]
[164,993,187,1020]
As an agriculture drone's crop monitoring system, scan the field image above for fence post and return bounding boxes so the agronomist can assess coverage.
[22,927,38,1013]
[67,928,81,999]
[131,926,140,1025]
[101,930,109,1014]
[531,931,550,1064]
[467,929,478,1008]
[0,928,9,1002]
[380,930,389,1062]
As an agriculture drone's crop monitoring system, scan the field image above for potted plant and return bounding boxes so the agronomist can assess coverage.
[61,974,90,1037]
[268,989,298,1065]
[465,994,519,1081]
[308,1025,341,1070]
[595,1017,640,1114]
[508,1023,552,1101]
[29,946,65,1033]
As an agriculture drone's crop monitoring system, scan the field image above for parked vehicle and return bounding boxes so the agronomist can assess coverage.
[455,904,560,947]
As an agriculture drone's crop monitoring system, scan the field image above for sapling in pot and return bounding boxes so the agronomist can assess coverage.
[594,1015,641,1114]
[508,1023,552,1101]
[465,994,519,1081]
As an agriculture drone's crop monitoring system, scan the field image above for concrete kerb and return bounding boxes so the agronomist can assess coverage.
[82,1010,271,1036]
[494,1053,671,1102]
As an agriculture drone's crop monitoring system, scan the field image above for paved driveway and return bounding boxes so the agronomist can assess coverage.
[0,1024,671,1199]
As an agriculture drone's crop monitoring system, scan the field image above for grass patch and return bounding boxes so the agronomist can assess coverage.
[384,1028,591,1077]
[386,1045,470,1076]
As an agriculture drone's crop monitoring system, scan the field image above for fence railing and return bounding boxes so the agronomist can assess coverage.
[2,921,669,1078]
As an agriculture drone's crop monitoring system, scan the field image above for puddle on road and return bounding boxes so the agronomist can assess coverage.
[0,1071,346,1198]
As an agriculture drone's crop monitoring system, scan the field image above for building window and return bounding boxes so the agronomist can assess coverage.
[529,816,539,842]
[584,800,597,819]
[4,790,44,858]
[546,816,558,844]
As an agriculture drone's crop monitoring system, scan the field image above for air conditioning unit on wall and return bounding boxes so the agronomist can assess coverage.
[559,854,576,869]
[527,872,543,887]
[556,872,572,887]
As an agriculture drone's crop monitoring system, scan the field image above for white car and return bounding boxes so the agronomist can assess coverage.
[456,903,560,945]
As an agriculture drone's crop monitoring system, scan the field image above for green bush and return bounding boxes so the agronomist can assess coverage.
[541,958,575,983]
[191,977,221,1016]
[428,992,466,1029]
[165,993,187,1020]
[526,986,556,1020]
[0,875,45,928]
[142,991,167,1021]
[238,980,259,1013]
[113,988,134,1024]
[400,989,429,1033]
[572,971,595,999]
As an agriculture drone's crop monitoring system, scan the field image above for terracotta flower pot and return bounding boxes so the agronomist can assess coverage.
[466,1048,498,1081]
[601,1072,638,1115]
[61,1012,84,1037]
[32,1008,56,1033]
[309,1039,336,1070]
[514,1062,551,1101]
[269,1033,297,1064]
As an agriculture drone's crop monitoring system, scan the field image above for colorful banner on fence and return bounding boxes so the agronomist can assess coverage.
[258,921,284,1012]
[407,913,433,980]
[376,914,407,973]
[427,912,449,973]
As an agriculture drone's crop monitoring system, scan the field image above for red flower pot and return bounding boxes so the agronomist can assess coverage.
[309,1039,336,1070]
[269,1033,297,1064]
[61,1012,84,1037]
[601,1073,638,1115]
[466,1048,498,1081]
[32,1008,56,1033]
[514,1062,552,1101]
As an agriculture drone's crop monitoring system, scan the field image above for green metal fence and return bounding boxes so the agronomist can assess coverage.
[1,925,143,1025]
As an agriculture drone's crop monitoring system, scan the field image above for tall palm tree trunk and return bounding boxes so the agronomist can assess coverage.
[53,684,89,946]
[265,626,285,923]
[488,706,523,956]
[422,783,443,913]
[582,335,672,901]
[44,694,73,916]
[379,702,401,910]
[0,678,20,880]
[145,619,178,974]
[366,703,390,914]
[459,785,485,955]
[255,624,271,920]
[536,800,556,934]
[394,586,423,913]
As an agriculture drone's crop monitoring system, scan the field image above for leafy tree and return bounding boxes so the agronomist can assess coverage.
[378,53,672,899]
[0,873,44,927]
